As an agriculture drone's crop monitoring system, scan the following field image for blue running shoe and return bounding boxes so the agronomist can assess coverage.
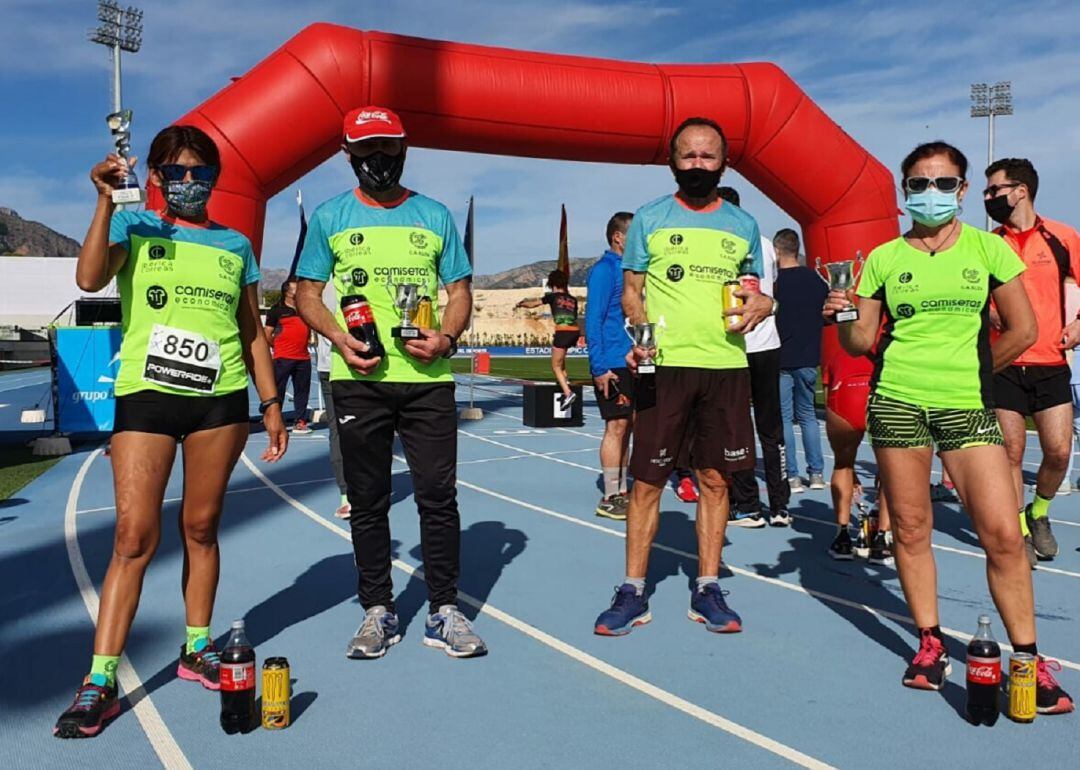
[424,605,487,658]
[688,583,742,633]
[594,584,651,636]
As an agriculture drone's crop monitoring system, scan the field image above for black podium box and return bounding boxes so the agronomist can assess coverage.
[522,383,584,427]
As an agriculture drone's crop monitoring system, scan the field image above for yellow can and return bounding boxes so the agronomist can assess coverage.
[413,296,434,329]
[261,657,291,729]
[1008,653,1036,723]
[722,281,743,330]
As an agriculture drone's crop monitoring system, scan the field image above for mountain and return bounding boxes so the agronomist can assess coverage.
[0,208,80,258]
[473,257,597,289]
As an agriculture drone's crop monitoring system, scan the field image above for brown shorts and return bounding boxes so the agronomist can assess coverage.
[629,366,755,483]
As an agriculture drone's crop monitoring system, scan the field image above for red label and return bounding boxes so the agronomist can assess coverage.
[343,303,373,329]
[966,656,1001,685]
[739,275,760,294]
[220,661,256,691]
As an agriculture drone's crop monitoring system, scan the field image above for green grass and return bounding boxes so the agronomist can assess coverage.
[451,355,592,383]
[0,444,61,501]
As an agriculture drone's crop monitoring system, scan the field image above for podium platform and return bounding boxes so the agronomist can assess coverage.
[522,383,584,427]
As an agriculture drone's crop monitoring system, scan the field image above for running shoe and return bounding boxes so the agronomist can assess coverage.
[930,482,956,502]
[1036,657,1076,714]
[688,583,742,633]
[808,473,826,490]
[424,605,488,658]
[788,476,805,494]
[1025,504,1059,559]
[730,509,766,528]
[769,508,792,527]
[902,629,951,690]
[291,418,312,435]
[828,528,855,560]
[177,641,221,690]
[558,392,577,410]
[1025,535,1037,570]
[346,606,401,659]
[675,476,699,503]
[53,676,120,739]
[594,583,651,636]
[596,494,628,520]
[1057,477,1073,496]
[868,530,894,566]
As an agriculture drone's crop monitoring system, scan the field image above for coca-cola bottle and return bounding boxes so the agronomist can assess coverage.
[340,294,386,359]
[219,619,256,734]
[737,257,760,295]
[965,614,1001,726]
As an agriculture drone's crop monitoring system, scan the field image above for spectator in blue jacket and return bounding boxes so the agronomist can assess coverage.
[586,212,635,520]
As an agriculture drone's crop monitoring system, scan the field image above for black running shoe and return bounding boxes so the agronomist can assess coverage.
[1036,657,1076,714]
[902,629,950,691]
[54,676,120,739]
[868,531,894,565]
[177,642,221,690]
[828,528,854,560]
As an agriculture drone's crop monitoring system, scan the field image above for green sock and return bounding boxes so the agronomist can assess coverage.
[1019,509,1031,537]
[1030,493,1053,520]
[186,625,211,654]
[90,654,120,687]
[340,493,348,506]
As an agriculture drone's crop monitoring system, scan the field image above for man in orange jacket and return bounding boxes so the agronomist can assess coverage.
[985,157,1080,567]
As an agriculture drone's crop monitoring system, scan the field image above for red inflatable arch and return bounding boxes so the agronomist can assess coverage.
[151,23,901,359]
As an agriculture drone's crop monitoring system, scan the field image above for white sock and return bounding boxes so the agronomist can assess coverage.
[603,467,620,499]
[623,577,646,595]
[695,576,719,592]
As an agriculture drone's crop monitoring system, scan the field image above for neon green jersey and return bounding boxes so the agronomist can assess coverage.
[623,194,763,370]
[856,224,1025,409]
[108,211,260,398]
[296,189,471,384]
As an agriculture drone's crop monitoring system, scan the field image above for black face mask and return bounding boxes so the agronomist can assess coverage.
[349,150,405,192]
[984,194,1016,225]
[673,166,723,199]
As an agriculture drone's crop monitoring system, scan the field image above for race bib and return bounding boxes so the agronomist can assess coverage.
[143,324,222,393]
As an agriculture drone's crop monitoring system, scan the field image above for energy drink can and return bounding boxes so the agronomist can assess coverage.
[722,280,743,330]
[261,657,291,729]
[1008,652,1036,723]
[414,296,434,329]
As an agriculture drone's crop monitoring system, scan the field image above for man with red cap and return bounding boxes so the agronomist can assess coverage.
[296,106,485,659]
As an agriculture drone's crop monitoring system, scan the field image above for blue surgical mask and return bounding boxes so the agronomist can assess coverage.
[163,180,213,218]
[905,189,959,226]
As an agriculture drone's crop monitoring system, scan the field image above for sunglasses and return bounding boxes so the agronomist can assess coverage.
[982,182,1022,198]
[156,164,219,183]
[903,176,964,194]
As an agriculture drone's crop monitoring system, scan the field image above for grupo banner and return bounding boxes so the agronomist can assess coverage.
[55,326,122,434]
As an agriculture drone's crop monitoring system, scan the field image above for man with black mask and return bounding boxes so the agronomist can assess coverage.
[593,117,776,637]
[984,157,1080,567]
[295,106,486,659]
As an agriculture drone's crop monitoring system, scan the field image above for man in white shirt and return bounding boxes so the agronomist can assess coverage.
[719,187,790,527]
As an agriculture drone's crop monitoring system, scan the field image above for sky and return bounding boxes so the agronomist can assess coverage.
[2,0,1079,274]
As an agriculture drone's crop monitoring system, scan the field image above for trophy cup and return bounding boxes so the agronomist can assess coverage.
[816,251,864,323]
[388,280,422,339]
[628,322,657,375]
[106,109,145,205]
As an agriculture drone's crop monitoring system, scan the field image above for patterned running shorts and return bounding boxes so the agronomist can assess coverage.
[866,392,1004,452]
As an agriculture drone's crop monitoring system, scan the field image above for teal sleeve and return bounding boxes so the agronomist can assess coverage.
[295,208,334,282]
[108,209,136,251]
[622,211,650,272]
[437,208,472,285]
[747,220,764,277]
[239,237,260,287]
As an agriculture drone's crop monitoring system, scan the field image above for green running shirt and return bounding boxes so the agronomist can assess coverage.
[856,224,1025,409]
[108,211,260,398]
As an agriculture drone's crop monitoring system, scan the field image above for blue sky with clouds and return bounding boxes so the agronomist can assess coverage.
[2,0,1079,273]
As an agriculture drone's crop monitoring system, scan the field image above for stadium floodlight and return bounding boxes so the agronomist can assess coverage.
[88,2,143,112]
[970,81,1012,228]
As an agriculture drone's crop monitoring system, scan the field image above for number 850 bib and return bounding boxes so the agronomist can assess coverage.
[144,324,222,394]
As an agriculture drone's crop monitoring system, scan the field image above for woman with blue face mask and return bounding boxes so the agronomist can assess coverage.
[821,141,1074,715]
[55,126,289,739]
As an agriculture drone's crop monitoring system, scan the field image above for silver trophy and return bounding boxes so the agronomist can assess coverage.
[628,322,657,375]
[388,281,422,339]
[106,109,145,205]
[816,251,864,323]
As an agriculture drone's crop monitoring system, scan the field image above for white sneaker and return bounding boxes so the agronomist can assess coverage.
[1057,477,1073,496]
[788,476,805,494]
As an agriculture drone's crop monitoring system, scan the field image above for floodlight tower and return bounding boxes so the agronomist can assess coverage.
[970,81,1013,229]
[89,1,143,113]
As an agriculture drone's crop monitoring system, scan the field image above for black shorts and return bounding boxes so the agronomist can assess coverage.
[993,364,1071,416]
[595,367,635,421]
[114,388,250,440]
[552,330,580,350]
[629,366,755,483]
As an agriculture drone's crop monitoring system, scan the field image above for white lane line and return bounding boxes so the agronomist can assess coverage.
[65,450,193,769]
[451,473,1080,674]
[459,429,597,472]
[239,452,837,770]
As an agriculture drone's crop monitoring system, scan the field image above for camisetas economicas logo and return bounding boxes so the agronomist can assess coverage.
[174,285,236,310]
[667,264,685,282]
[351,268,369,287]
[146,286,168,309]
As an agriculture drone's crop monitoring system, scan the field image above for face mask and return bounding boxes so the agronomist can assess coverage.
[163,180,212,218]
[349,150,405,192]
[984,194,1016,225]
[905,189,959,226]
[673,167,722,199]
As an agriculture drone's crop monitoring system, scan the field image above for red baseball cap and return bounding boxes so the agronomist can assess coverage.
[343,106,406,143]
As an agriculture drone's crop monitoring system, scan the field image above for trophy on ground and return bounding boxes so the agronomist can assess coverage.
[106,109,145,205]
[387,280,423,339]
[815,251,865,323]
[627,322,657,375]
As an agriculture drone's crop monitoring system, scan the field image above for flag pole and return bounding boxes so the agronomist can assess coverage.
[460,195,483,421]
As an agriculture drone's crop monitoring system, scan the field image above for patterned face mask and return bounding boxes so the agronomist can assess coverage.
[163,180,213,218]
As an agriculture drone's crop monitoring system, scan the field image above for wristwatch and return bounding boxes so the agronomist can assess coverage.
[258,397,281,414]
[441,334,458,359]
[770,298,780,316]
